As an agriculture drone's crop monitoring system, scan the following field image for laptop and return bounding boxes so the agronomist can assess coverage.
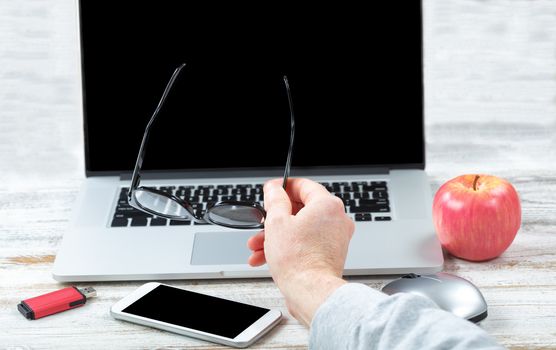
[53,0,443,281]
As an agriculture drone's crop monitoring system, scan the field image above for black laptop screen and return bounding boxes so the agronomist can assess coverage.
[79,1,423,174]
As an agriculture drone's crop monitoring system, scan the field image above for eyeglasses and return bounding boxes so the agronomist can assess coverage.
[128,63,295,229]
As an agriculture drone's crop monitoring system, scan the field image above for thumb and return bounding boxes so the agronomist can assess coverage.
[264,179,292,219]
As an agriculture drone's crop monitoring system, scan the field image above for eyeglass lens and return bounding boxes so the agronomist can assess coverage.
[206,204,265,227]
[134,189,192,219]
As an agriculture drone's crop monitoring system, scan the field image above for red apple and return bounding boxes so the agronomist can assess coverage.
[432,174,521,261]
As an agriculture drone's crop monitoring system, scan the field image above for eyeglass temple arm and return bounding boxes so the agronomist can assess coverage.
[129,63,187,195]
[282,75,295,190]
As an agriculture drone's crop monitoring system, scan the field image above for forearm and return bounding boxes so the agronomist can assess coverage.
[310,283,504,350]
[276,270,346,327]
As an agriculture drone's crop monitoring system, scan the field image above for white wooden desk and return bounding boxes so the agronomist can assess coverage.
[1,1,555,349]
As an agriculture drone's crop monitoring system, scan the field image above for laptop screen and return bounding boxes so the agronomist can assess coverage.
[79,1,423,175]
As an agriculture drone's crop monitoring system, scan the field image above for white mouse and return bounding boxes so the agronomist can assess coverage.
[381,272,488,323]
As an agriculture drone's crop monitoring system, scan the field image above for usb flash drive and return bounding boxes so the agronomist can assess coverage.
[18,286,97,320]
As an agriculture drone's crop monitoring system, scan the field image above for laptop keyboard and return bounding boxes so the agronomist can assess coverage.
[111,181,391,227]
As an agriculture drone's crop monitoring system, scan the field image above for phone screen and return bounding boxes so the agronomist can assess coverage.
[122,285,270,339]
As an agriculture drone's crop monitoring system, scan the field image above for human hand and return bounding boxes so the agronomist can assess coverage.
[247,178,355,325]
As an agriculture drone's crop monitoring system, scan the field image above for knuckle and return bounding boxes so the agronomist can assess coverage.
[328,195,346,212]
[264,213,285,227]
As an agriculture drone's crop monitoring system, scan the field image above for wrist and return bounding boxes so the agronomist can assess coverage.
[278,269,346,326]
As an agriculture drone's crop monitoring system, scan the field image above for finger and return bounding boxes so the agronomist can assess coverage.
[263,180,292,218]
[264,178,285,190]
[247,230,265,251]
[248,249,266,266]
[283,178,331,205]
[265,178,327,215]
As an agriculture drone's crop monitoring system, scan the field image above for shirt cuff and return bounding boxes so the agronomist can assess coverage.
[309,283,387,349]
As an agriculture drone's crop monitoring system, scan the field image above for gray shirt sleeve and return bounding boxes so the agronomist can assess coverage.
[309,283,504,350]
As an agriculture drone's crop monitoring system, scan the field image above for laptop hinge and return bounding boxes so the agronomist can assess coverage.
[119,167,390,181]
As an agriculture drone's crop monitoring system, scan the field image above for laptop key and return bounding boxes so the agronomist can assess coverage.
[355,213,372,221]
[374,205,390,213]
[111,218,128,227]
[349,205,390,213]
[176,189,194,197]
[170,220,191,226]
[372,191,389,199]
[196,189,211,196]
[116,207,151,217]
[115,203,133,210]
[354,192,370,199]
[130,217,148,226]
[191,203,204,211]
[363,184,387,191]
[214,188,229,195]
[359,199,389,206]
[150,218,168,226]
[335,193,351,200]
[119,187,129,196]
[375,216,392,221]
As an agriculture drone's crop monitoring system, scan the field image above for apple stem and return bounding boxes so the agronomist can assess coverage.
[473,175,480,191]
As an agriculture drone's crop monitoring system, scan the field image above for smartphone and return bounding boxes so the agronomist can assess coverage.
[111,282,282,348]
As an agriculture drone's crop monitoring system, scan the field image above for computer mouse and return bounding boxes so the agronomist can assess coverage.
[381,272,488,323]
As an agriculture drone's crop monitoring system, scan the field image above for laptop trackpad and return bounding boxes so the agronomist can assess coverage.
[191,231,256,265]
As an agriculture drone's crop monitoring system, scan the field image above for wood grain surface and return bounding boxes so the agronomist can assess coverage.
[1,0,555,349]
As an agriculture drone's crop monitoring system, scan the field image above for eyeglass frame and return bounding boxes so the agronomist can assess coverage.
[127,63,295,229]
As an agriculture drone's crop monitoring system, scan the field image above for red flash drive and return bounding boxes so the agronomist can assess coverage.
[18,286,96,320]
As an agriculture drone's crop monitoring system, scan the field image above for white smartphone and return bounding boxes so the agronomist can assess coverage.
[111,282,282,348]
